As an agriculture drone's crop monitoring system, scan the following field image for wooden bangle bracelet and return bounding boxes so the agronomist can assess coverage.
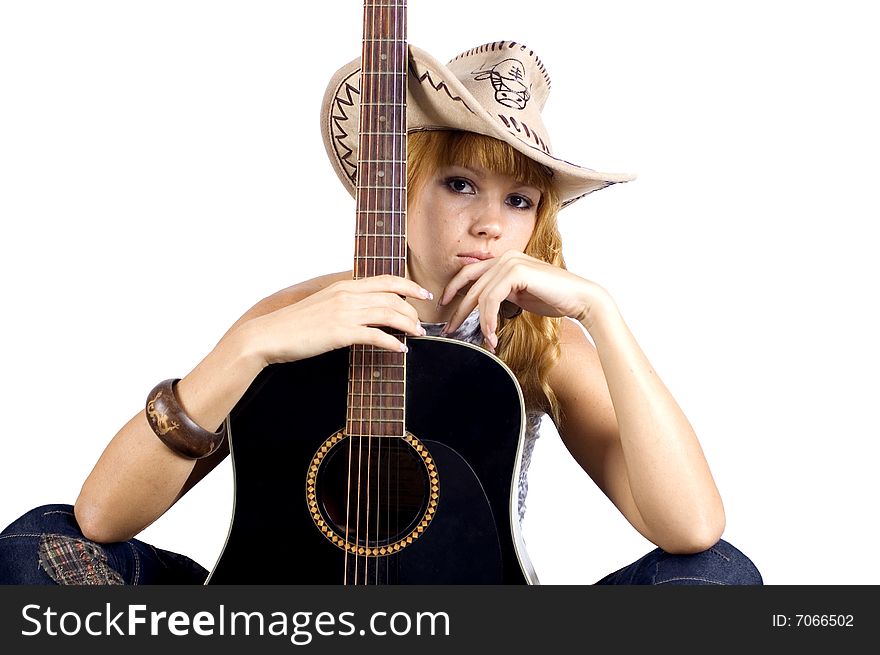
[145,378,226,459]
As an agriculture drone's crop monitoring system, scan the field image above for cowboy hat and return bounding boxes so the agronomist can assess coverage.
[321,40,635,208]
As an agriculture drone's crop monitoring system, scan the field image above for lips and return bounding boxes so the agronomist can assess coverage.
[457,251,494,262]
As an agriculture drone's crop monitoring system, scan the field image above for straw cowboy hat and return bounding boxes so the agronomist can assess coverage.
[321,40,635,208]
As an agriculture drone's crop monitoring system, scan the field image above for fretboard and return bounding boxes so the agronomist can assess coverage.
[355,0,407,279]
[347,0,408,440]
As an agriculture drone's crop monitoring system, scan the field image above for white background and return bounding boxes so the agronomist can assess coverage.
[1,1,878,586]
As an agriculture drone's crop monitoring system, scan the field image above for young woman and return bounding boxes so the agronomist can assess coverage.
[0,41,761,585]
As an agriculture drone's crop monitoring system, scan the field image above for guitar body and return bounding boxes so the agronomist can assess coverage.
[207,336,536,584]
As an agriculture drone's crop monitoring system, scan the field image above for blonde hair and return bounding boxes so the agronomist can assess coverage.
[407,130,565,424]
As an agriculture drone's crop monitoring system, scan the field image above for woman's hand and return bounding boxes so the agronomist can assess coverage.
[439,251,611,351]
[242,275,432,366]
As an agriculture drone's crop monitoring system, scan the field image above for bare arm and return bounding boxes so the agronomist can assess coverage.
[440,251,725,553]
[549,307,725,554]
[74,271,432,542]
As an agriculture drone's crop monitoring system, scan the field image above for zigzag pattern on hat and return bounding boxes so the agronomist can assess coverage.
[329,71,361,185]
[410,61,475,115]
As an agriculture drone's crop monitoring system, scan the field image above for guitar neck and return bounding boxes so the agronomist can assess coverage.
[354,0,408,280]
[347,0,409,440]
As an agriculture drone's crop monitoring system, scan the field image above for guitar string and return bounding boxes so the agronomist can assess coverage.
[372,5,384,583]
[348,0,409,585]
[380,1,399,586]
[348,0,372,587]
[393,1,406,587]
[362,0,380,586]
[377,0,393,588]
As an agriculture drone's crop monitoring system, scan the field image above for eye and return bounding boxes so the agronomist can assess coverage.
[507,194,534,210]
[444,177,475,194]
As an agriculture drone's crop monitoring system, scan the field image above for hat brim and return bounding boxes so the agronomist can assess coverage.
[321,44,636,208]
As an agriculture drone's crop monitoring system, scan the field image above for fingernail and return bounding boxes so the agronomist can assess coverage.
[400,343,409,353]
[421,288,433,300]
[418,326,427,336]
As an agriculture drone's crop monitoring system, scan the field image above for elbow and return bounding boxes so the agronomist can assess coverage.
[74,497,131,544]
[659,506,727,555]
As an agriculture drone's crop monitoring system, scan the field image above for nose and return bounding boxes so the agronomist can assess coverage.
[469,202,503,239]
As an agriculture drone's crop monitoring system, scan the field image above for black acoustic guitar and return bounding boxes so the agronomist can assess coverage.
[207,0,536,585]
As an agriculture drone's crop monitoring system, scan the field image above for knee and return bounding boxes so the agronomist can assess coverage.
[1,505,126,585]
[711,539,763,584]
[1,504,78,536]
[657,539,763,585]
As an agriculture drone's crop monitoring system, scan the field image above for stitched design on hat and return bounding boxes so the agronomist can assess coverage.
[497,114,551,155]
[472,59,531,110]
[450,41,551,88]
[411,61,475,115]
[330,71,361,184]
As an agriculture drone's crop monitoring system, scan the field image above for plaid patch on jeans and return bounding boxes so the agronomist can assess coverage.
[38,533,124,585]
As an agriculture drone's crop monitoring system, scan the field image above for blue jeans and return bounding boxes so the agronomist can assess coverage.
[0,504,208,584]
[1,504,762,585]
[594,538,763,585]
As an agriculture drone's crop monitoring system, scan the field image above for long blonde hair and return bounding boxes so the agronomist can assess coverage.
[407,130,565,424]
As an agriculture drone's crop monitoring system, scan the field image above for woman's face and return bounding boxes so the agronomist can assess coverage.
[406,163,540,294]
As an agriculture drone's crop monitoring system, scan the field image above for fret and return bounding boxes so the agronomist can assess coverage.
[350,360,405,367]
[347,416,404,424]
[346,429,406,438]
[355,235,404,244]
[358,86,406,103]
[348,360,405,368]
[356,148,405,163]
[349,364,406,372]
[356,209,405,214]
[355,251,404,270]
[354,236,405,244]
[346,419,405,427]
[347,402,405,409]
[346,415,405,423]
[349,364,404,377]
[358,114,405,133]
[360,103,406,108]
[356,192,405,207]
[350,347,406,358]
[348,406,404,415]
[361,70,406,76]
[347,407,406,423]
[353,254,405,261]
[361,37,406,42]
[355,185,405,194]
[355,210,405,222]
[354,242,404,254]
[354,261,404,278]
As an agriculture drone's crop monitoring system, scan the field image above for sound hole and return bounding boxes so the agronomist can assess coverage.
[316,436,429,549]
